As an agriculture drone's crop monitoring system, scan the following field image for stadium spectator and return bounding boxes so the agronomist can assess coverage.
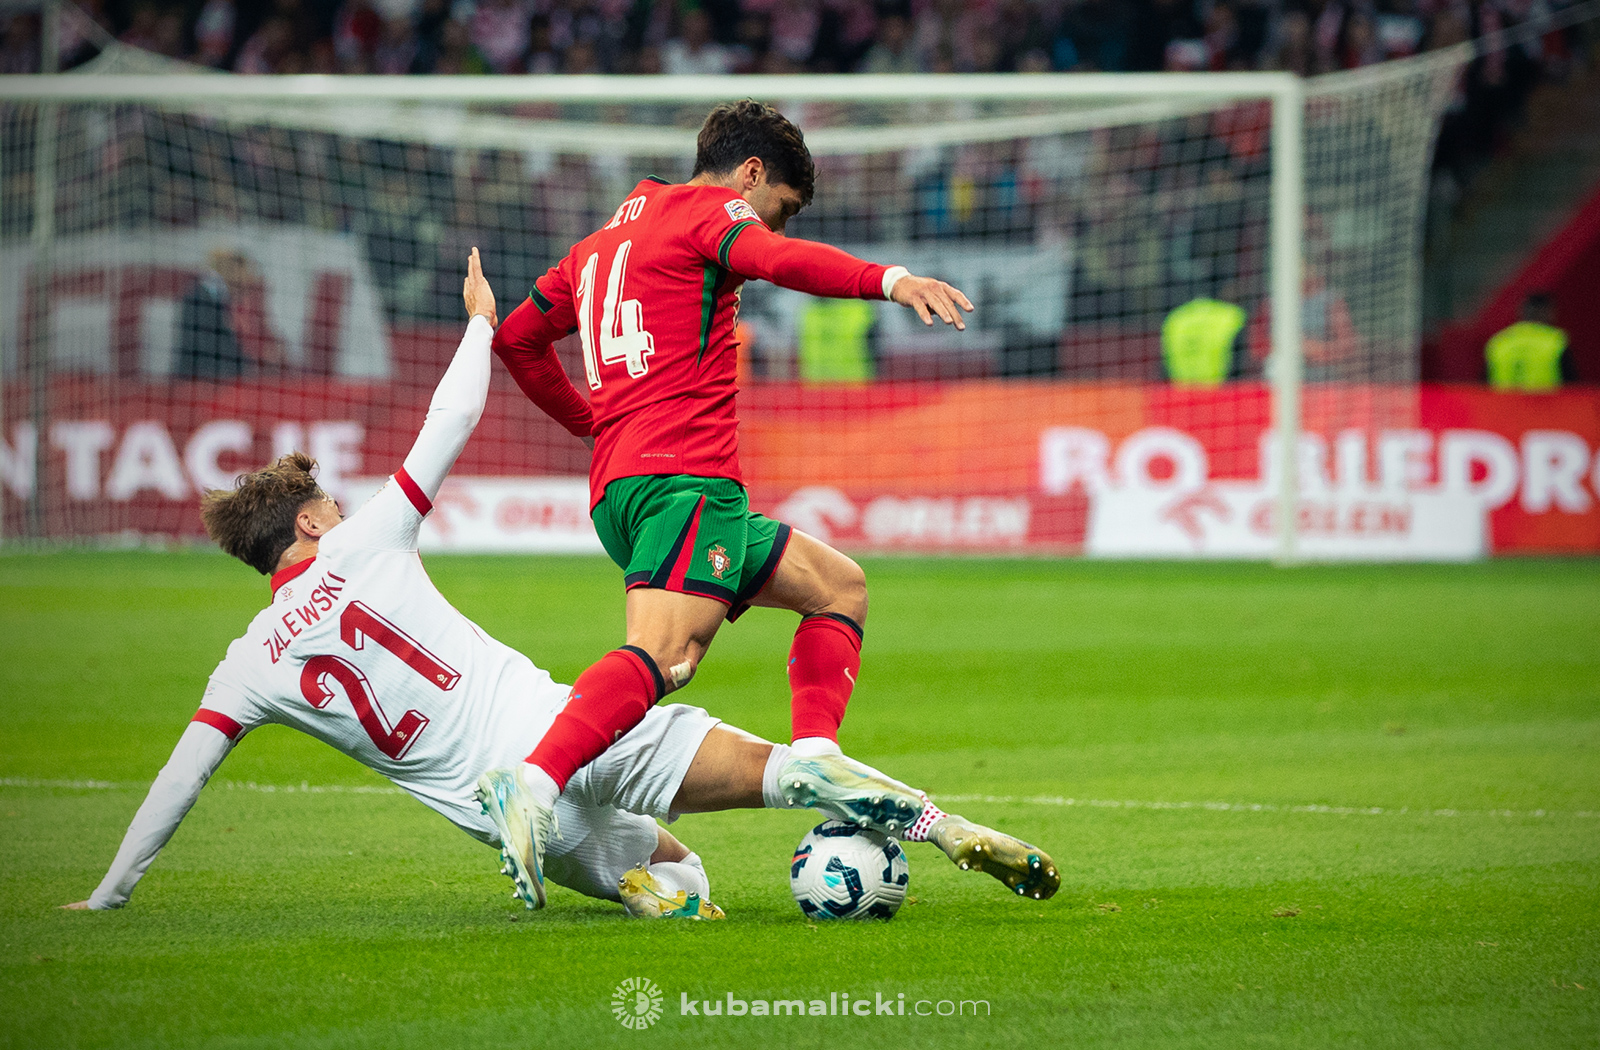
[858,11,915,72]
[1163,296,1247,386]
[0,11,41,74]
[174,248,288,380]
[469,0,531,73]
[662,7,734,74]
[1485,292,1572,391]
[372,14,417,74]
[234,14,295,72]
[193,0,237,66]
[430,16,488,74]
[1247,267,1361,379]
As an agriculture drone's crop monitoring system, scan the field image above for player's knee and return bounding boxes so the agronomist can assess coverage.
[827,556,869,625]
[639,644,699,694]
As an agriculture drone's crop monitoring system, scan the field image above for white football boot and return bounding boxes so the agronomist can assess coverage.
[617,866,726,921]
[474,768,558,909]
[777,753,925,837]
[927,814,1060,900]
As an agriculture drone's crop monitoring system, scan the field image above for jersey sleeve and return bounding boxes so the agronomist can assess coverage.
[492,263,595,439]
[693,193,894,301]
[333,315,494,552]
[86,681,261,909]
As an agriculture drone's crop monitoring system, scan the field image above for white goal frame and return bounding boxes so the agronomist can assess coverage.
[0,72,1306,561]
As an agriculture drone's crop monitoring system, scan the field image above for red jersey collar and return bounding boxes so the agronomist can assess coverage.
[270,556,316,596]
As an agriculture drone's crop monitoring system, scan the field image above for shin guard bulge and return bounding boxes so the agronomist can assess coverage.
[526,645,665,790]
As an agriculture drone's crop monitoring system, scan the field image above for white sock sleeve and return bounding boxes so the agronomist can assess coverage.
[761,743,802,810]
[648,852,710,900]
[790,736,842,758]
[518,761,561,809]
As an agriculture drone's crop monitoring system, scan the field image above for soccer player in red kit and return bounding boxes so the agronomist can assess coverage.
[480,100,976,908]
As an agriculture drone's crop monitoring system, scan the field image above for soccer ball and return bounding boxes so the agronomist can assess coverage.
[789,820,910,920]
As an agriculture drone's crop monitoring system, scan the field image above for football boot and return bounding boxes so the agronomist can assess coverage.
[927,814,1060,900]
[778,752,925,837]
[474,768,558,909]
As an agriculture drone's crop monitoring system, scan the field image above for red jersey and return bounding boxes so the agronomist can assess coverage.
[494,178,894,507]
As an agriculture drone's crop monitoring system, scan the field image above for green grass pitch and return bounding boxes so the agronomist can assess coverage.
[2,552,1597,1048]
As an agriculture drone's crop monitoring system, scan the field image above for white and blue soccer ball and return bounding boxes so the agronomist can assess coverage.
[790,820,910,920]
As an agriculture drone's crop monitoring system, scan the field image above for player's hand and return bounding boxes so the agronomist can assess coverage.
[463,247,498,328]
[60,901,92,910]
[891,275,973,331]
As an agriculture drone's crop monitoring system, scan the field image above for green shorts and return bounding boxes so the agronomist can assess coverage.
[592,474,792,622]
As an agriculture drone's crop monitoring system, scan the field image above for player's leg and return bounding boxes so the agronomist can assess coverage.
[664,722,1059,900]
[616,826,725,920]
[541,802,724,920]
[483,479,736,908]
[740,528,868,755]
[524,478,747,792]
[669,722,919,834]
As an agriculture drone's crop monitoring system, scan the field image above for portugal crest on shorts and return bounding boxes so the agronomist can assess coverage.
[707,544,731,579]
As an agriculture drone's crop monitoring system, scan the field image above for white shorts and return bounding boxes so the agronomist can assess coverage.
[542,702,721,902]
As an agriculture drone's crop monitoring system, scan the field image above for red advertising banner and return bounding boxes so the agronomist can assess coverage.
[3,373,1596,557]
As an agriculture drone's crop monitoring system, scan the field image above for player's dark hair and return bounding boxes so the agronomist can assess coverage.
[200,452,328,576]
[692,100,815,208]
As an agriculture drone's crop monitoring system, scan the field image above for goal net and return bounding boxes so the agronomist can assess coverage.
[0,58,1466,559]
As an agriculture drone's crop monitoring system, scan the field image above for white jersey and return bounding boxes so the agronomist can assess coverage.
[89,316,573,908]
[198,478,568,840]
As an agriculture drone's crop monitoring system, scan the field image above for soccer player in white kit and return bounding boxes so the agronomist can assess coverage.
[66,250,1059,918]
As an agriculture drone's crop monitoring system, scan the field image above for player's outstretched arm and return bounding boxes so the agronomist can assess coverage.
[65,720,236,910]
[395,248,498,504]
[722,223,973,329]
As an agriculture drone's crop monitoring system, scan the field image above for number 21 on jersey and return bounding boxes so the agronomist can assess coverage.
[299,601,459,760]
[577,239,655,390]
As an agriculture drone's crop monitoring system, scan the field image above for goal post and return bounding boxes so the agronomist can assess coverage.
[1,67,1465,559]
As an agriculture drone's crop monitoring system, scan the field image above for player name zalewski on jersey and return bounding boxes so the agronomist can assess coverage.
[203,481,567,836]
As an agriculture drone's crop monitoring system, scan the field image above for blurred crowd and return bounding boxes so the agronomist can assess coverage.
[0,0,1588,77]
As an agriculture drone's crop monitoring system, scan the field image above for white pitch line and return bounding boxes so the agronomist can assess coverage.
[937,793,1598,820]
[2,777,1592,820]
[0,776,404,795]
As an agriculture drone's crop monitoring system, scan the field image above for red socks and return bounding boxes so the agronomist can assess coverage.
[788,613,863,744]
[529,614,862,790]
[525,645,665,790]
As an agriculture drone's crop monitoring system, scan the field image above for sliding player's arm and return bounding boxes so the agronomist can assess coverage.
[720,220,974,330]
[67,690,257,910]
[336,249,499,551]
[491,262,595,442]
[394,248,498,505]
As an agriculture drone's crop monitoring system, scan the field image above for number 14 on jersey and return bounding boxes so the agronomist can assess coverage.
[577,240,655,390]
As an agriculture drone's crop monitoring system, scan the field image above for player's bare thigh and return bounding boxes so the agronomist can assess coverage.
[747,528,868,625]
[624,587,727,694]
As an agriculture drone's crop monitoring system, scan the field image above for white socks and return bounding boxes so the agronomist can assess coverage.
[648,852,710,900]
[761,743,804,810]
[791,736,842,758]
[517,762,561,810]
